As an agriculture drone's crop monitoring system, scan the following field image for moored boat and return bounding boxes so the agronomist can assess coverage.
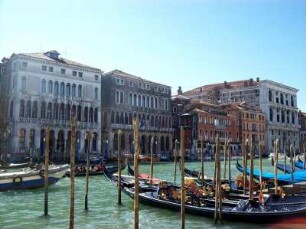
[0,161,31,170]
[105,166,306,224]
[236,160,306,185]
[0,164,69,191]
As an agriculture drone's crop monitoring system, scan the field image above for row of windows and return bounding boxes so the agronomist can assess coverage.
[14,100,99,123]
[18,128,99,152]
[114,91,169,110]
[115,77,170,94]
[269,108,297,124]
[41,79,99,99]
[199,115,232,127]
[269,90,295,107]
[12,61,100,81]
[110,111,172,128]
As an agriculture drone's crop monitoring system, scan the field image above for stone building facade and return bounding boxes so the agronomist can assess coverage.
[101,70,173,160]
[1,50,102,162]
[183,78,300,153]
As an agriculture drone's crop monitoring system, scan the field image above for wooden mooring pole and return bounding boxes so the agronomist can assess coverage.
[274,139,279,195]
[133,117,140,229]
[259,141,263,203]
[249,139,254,201]
[69,117,77,229]
[173,139,178,184]
[118,130,122,205]
[180,126,186,229]
[242,138,247,195]
[200,139,204,187]
[214,135,222,224]
[85,132,91,210]
[150,136,154,185]
[44,127,50,217]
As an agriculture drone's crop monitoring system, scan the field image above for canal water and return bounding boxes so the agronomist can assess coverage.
[0,160,304,229]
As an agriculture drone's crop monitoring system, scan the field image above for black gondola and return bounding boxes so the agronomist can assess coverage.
[104,167,306,224]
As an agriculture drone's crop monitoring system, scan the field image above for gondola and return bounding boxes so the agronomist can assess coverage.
[183,167,246,195]
[236,160,306,185]
[104,167,306,224]
[0,164,69,191]
[0,161,31,170]
[295,157,306,170]
[65,163,126,177]
[271,157,294,173]
[127,162,161,185]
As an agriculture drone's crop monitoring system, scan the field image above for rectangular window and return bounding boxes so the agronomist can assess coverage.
[42,65,47,71]
[78,72,83,77]
[72,71,77,76]
[61,69,66,74]
[95,75,99,80]
[129,81,133,87]
[21,62,28,68]
[48,66,54,72]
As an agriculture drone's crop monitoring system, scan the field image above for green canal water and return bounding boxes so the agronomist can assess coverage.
[0,160,304,229]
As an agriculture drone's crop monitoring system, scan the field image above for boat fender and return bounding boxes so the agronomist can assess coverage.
[13,176,23,184]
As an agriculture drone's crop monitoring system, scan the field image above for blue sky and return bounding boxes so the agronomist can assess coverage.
[1,0,305,111]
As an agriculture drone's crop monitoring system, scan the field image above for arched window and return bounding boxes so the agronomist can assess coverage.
[60,103,65,120]
[54,81,59,97]
[41,79,46,93]
[146,96,149,108]
[84,107,88,122]
[47,102,52,119]
[111,111,115,123]
[116,112,119,124]
[48,80,53,93]
[19,100,25,117]
[10,100,14,117]
[60,82,65,96]
[94,108,98,123]
[77,105,82,121]
[41,101,46,118]
[129,93,132,105]
[26,100,31,118]
[89,107,93,122]
[72,84,76,97]
[142,95,145,107]
[270,108,273,122]
[133,94,137,106]
[21,76,27,91]
[32,101,38,118]
[78,85,82,97]
[53,103,58,119]
[138,95,141,106]
[66,83,71,96]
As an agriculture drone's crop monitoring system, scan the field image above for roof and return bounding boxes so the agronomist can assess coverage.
[12,51,102,71]
[184,78,260,97]
[104,69,171,88]
[171,94,190,100]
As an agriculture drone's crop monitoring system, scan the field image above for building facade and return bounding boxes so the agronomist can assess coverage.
[1,50,102,162]
[183,78,300,153]
[101,70,173,160]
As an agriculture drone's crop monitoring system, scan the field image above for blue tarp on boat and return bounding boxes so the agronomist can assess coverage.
[236,160,306,184]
